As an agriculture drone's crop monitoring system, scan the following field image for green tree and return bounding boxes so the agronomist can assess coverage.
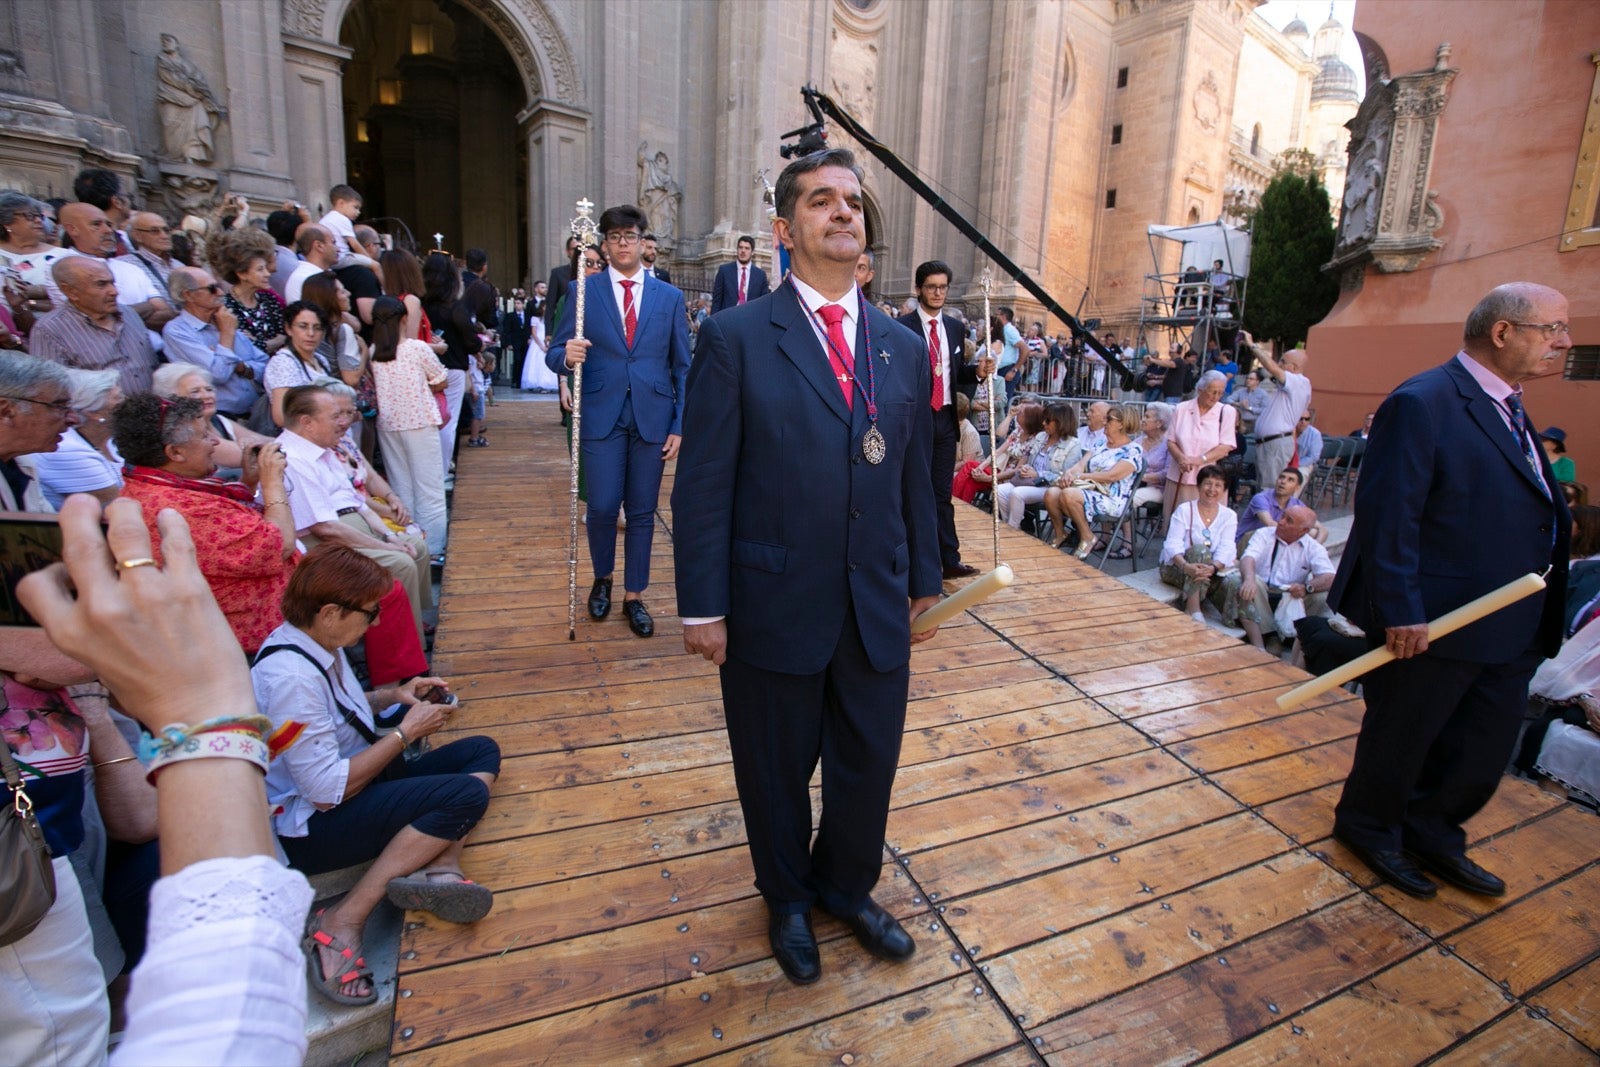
[1243,168,1339,350]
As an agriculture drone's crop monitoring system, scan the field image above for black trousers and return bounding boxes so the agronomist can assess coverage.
[1334,648,1541,856]
[719,604,909,915]
[931,407,961,568]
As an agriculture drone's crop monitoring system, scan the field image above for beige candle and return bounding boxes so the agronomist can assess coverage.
[1275,571,1547,710]
[911,564,1014,634]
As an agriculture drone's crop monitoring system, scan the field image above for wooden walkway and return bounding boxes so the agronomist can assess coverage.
[392,397,1600,1065]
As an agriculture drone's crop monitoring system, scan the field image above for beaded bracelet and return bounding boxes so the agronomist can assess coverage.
[145,731,269,783]
[138,714,273,762]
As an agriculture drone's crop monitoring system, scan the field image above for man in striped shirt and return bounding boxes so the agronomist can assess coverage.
[29,257,157,397]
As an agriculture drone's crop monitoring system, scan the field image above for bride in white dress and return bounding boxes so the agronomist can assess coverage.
[520,314,559,391]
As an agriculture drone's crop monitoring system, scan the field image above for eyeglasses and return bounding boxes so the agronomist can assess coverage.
[133,225,171,235]
[604,232,641,246]
[12,211,42,223]
[921,284,950,294]
[2,394,73,416]
[1507,321,1571,339]
[340,602,382,625]
[187,282,223,296]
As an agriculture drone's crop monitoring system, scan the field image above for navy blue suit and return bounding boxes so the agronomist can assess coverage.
[900,310,977,569]
[1330,355,1568,856]
[673,281,940,913]
[710,261,770,316]
[548,270,691,593]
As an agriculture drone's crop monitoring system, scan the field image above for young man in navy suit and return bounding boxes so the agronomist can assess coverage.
[709,235,769,315]
[899,260,979,579]
[548,205,691,637]
[1328,282,1572,899]
[673,149,942,984]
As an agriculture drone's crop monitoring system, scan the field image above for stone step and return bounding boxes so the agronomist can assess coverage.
[303,865,399,1067]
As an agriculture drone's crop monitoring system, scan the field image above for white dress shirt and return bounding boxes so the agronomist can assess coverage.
[1241,527,1335,587]
[277,429,365,533]
[608,263,647,328]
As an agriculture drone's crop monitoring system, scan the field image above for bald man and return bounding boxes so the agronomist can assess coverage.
[29,256,158,396]
[1244,331,1311,491]
[47,202,175,338]
[1228,503,1334,650]
[284,223,336,303]
[119,211,182,288]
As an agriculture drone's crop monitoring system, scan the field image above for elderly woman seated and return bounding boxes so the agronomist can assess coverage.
[1160,463,1238,621]
[1043,403,1143,560]
[253,545,500,1006]
[995,401,1081,531]
[29,368,123,507]
[151,362,275,480]
[113,394,426,683]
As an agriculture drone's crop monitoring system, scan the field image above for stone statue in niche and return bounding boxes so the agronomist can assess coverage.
[1339,120,1387,246]
[637,142,681,247]
[157,34,227,165]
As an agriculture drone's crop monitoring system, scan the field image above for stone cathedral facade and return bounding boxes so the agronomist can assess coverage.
[0,0,1353,331]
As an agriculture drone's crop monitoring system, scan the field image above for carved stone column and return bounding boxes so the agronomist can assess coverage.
[1327,44,1458,283]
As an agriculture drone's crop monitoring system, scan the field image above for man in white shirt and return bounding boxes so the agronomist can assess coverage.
[118,212,183,291]
[1078,401,1109,454]
[277,385,431,638]
[284,224,337,303]
[1245,329,1312,490]
[1227,504,1334,648]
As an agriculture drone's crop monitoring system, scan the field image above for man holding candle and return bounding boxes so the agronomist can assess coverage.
[672,148,942,984]
[1329,282,1571,899]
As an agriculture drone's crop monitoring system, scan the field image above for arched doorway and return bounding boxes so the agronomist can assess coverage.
[340,0,529,287]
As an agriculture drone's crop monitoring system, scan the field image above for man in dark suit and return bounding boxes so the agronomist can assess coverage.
[547,205,691,638]
[543,235,578,336]
[900,260,978,579]
[673,149,942,985]
[640,233,671,284]
[709,235,769,315]
[1328,282,1572,899]
[499,298,530,386]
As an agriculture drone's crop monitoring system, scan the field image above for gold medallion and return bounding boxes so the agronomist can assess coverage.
[862,424,887,464]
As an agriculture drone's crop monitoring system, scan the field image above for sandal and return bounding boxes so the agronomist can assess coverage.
[1107,546,1133,560]
[386,868,494,924]
[303,908,377,1006]
[1074,537,1101,561]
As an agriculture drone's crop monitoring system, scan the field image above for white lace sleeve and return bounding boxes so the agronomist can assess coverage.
[111,856,312,1067]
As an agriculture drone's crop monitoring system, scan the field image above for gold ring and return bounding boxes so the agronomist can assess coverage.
[117,557,158,571]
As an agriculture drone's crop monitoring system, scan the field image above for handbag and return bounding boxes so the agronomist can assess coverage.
[0,742,57,947]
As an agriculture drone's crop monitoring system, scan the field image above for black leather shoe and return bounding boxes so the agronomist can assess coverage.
[587,578,612,620]
[622,599,654,638]
[831,897,916,961]
[768,911,821,984]
[1409,850,1506,896]
[943,562,979,579]
[1333,833,1437,899]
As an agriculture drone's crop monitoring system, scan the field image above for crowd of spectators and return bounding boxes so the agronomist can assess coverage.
[0,169,510,1061]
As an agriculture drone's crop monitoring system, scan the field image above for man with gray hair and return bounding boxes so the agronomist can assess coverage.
[1329,281,1571,900]
[1244,329,1311,490]
[30,257,159,397]
[0,352,80,510]
[119,211,182,289]
[161,266,269,420]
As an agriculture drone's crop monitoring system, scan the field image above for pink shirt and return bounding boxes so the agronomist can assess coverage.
[1167,398,1237,485]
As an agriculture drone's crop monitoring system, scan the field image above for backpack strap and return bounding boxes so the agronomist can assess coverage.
[252,644,379,746]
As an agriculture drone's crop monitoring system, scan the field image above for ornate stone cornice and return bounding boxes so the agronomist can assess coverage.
[1328,43,1457,279]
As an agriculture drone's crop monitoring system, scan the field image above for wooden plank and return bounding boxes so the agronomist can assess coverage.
[1430,1011,1598,1066]
[1446,864,1600,997]
[469,761,736,842]
[688,975,1022,1067]
[392,924,972,1066]
[1169,701,1365,775]
[1068,645,1282,696]
[1092,665,1307,719]
[1207,738,1357,808]
[1032,895,1429,1065]
[886,750,1195,856]
[1201,951,1510,1067]
[1529,956,1600,1052]
[981,851,1355,1027]
[908,778,1242,902]
[890,722,1152,809]
[940,812,1294,961]
[1035,631,1245,677]
[1135,688,1358,745]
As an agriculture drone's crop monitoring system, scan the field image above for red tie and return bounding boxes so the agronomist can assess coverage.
[620,279,637,347]
[817,304,853,410]
[927,319,942,411]
[738,265,747,305]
